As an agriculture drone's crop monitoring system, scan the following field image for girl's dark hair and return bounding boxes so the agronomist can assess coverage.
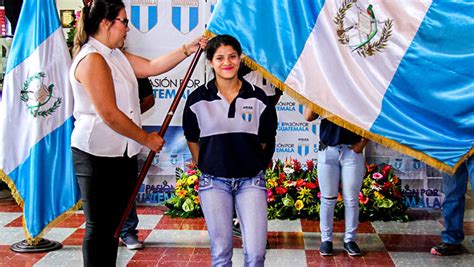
[73,0,125,56]
[205,34,242,61]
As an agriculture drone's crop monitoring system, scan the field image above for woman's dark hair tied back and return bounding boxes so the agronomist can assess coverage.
[73,0,125,57]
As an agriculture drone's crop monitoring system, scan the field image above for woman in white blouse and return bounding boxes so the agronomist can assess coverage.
[70,0,206,265]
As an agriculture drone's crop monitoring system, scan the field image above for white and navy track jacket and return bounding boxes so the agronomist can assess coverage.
[183,78,277,178]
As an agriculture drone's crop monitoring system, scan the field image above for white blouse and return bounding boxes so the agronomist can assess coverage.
[69,37,142,157]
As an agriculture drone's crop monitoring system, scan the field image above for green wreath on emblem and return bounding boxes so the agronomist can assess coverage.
[334,0,393,57]
[20,72,62,118]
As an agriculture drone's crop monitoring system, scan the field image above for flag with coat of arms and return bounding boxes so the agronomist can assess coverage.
[0,0,80,243]
[207,0,474,173]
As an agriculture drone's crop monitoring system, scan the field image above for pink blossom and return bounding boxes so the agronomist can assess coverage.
[372,172,383,180]
[267,189,274,198]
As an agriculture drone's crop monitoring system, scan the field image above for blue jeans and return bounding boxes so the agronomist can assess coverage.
[441,156,474,244]
[318,145,365,243]
[199,172,267,267]
[120,202,139,238]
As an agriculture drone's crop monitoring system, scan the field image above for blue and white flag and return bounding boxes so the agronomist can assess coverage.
[207,0,474,173]
[0,0,80,243]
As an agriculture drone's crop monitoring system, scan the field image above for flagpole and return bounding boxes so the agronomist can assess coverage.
[114,47,203,239]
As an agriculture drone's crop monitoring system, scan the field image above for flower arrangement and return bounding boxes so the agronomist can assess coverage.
[65,10,81,55]
[165,160,409,222]
[359,163,409,221]
[164,162,202,218]
[266,159,321,220]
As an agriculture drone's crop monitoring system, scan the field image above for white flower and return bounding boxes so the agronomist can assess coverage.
[283,167,294,175]
[371,183,382,191]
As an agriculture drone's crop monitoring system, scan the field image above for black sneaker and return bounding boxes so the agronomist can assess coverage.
[319,241,333,256]
[120,235,143,250]
[431,242,464,256]
[344,241,361,256]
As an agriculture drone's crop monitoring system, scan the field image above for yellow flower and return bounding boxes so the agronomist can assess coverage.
[194,196,200,204]
[295,200,304,211]
[187,175,198,185]
[268,179,278,187]
[177,189,187,198]
[175,181,183,189]
[298,188,311,199]
[374,191,385,199]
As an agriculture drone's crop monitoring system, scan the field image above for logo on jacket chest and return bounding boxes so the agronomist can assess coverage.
[241,105,254,123]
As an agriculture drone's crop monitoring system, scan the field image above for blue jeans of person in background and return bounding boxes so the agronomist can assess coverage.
[318,144,365,243]
[441,156,474,244]
[120,202,139,239]
[199,172,267,267]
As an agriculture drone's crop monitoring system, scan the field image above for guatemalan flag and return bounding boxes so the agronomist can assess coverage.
[207,0,474,173]
[0,0,80,243]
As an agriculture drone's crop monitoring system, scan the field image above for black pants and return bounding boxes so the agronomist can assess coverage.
[72,148,137,267]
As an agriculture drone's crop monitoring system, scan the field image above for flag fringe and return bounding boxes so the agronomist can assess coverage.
[0,169,25,208]
[0,169,82,245]
[25,200,82,245]
[205,29,468,174]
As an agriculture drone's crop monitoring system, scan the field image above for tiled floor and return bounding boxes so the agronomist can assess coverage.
[1,194,474,266]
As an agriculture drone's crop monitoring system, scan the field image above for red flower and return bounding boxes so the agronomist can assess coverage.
[267,195,275,202]
[194,184,199,191]
[359,192,369,205]
[305,182,317,189]
[383,181,392,191]
[275,186,287,195]
[306,160,314,172]
[366,163,377,173]
[267,189,274,198]
[293,159,301,172]
[296,179,306,188]
[187,169,197,175]
[382,165,391,177]
[279,173,286,182]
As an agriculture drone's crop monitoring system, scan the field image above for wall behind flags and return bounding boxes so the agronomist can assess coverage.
[56,0,443,207]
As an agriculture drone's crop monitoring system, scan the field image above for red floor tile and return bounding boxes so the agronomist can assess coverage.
[379,234,441,252]
[4,216,23,227]
[406,209,441,220]
[301,219,375,233]
[440,221,474,235]
[305,250,337,266]
[155,216,207,230]
[0,200,22,212]
[267,231,305,249]
[62,228,85,246]
[305,249,395,267]
[0,245,47,265]
[55,213,85,228]
[463,221,474,235]
[363,251,396,266]
[137,205,166,215]
[232,236,243,249]
[189,247,211,263]
[137,229,153,243]
[132,247,195,263]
